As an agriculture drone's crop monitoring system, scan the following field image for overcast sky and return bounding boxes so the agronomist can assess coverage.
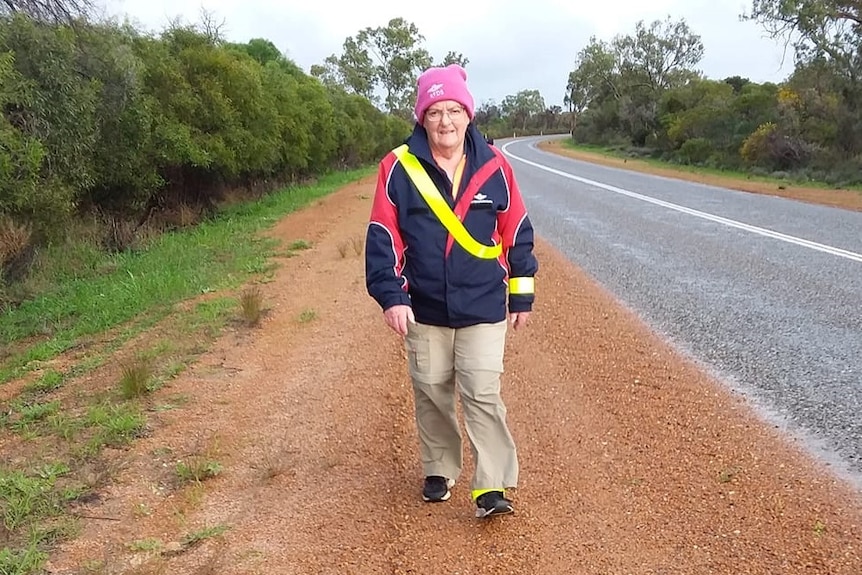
[105,0,795,108]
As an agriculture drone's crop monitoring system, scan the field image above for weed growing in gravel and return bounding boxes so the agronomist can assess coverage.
[119,359,154,399]
[288,239,311,251]
[813,519,827,537]
[351,235,364,256]
[718,466,740,483]
[239,286,265,326]
[176,456,223,484]
[337,240,350,258]
[298,308,317,323]
[256,442,294,482]
[82,403,147,455]
[128,538,164,552]
[281,239,312,258]
[12,400,61,434]
[181,524,230,548]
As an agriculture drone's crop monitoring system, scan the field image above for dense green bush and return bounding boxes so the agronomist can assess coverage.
[0,15,410,282]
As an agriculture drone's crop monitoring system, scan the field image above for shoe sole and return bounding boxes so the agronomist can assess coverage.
[422,478,456,503]
[475,505,514,518]
[423,491,451,502]
[476,505,515,519]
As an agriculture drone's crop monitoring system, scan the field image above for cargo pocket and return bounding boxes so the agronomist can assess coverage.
[405,323,432,379]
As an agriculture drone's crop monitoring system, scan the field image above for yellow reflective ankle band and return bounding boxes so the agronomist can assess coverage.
[471,488,504,501]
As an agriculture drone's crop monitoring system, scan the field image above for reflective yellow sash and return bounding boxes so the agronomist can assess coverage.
[393,145,502,260]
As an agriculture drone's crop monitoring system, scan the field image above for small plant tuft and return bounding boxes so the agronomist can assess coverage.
[85,403,146,451]
[13,400,61,432]
[351,235,364,256]
[813,519,827,537]
[298,308,317,323]
[288,239,311,251]
[129,538,164,552]
[259,449,292,482]
[238,286,264,326]
[336,240,349,258]
[717,466,740,484]
[176,456,223,484]
[119,359,154,399]
[133,503,152,518]
[181,524,229,549]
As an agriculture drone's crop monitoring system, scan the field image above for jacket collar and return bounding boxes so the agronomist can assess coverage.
[405,122,496,169]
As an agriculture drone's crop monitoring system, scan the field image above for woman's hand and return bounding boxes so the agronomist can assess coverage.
[383,305,415,336]
[509,311,531,330]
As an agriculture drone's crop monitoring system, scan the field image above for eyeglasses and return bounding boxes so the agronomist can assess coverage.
[425,106,465,123]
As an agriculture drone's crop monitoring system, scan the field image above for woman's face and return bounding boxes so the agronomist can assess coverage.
[423,100,469,152]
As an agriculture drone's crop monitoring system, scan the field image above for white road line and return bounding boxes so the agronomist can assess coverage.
[502,142,862,264]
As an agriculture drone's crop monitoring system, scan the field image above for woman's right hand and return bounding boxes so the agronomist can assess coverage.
[383,305,415,337]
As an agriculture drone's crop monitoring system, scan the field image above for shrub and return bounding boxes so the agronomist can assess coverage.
[677,138,713,165]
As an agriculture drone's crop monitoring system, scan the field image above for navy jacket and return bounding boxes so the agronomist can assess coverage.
[365,123,538,328]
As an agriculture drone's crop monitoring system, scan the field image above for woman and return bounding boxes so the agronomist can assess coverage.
[365,64,538,518]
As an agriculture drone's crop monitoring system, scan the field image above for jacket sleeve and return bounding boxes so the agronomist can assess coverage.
[497,156,538,313]
[365,157,412,311]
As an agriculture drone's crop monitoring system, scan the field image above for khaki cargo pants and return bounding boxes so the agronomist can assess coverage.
[404,320,518,493]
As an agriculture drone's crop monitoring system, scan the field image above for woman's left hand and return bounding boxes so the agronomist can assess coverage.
[509,311,531,330]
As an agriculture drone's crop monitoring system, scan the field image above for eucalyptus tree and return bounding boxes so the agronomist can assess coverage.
[501,90,545,131]
[311,36,377,102]
[314,18,455,118]
[566,17,704,144]
[439,50,469,67]
[744,0,862,156]
[744,0,862,75]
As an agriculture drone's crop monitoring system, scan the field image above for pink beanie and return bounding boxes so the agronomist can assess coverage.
[414,64,475,122]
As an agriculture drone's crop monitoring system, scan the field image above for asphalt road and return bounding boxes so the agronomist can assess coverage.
[501,136,862,490]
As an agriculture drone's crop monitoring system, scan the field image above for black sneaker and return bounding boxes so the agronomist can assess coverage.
[422,476,455,502]
[475,491,514,518]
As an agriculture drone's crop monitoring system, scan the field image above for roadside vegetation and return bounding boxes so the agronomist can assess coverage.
[553,140,862,198]
[0,168,367,574]
[565,5,862,188]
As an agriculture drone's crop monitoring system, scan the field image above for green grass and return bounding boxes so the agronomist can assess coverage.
[81,402,147,455]
[23,369,65,394]
[297,308,317,323]
[176,457,223,484]
[562,140,767,180]
[0,545,48,575]
[0,168,373,385]
[128,538,164,552]
[1,465,68,531]
[181,524,229,548]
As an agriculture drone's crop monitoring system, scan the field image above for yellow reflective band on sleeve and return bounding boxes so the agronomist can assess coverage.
[508,277,534,295]
[394,145,502,260]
